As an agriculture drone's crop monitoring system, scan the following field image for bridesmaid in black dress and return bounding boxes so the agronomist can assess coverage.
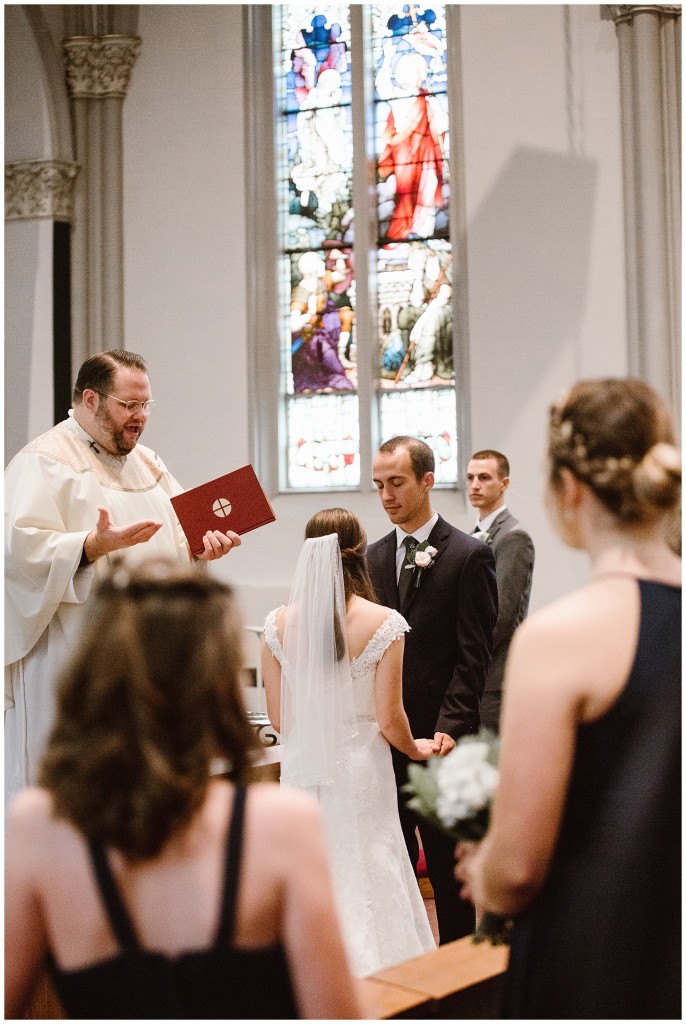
[5,562,362,1020]
[455,377,681,1019]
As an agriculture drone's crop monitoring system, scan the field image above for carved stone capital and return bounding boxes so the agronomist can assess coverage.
[601,5,682,24]
[5,160,80,222]
[63,35,141,98]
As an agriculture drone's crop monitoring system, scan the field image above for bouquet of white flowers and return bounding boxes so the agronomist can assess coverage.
[403,730,510,945]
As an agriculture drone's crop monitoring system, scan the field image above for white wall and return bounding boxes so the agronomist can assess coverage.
[4,5,56,464]
[460,4,627,609]
[123,4,249,490]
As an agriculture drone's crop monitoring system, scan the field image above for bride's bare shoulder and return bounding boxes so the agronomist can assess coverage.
[348,594,393,626]
[270,604,287,642]
[345,596,398,658]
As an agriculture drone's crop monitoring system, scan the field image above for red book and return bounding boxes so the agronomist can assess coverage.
[171,465,276,556]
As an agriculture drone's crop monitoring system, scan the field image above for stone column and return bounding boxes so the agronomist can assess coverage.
[63,33,140,364]
[5,160,79,223]
[5,159,80,457]
[604,5,681,420]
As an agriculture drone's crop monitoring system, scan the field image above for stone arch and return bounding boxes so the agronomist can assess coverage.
[21,4,74,162]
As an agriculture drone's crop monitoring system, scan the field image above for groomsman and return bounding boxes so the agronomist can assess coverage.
[368,436,497,943]
[467,450,535,732]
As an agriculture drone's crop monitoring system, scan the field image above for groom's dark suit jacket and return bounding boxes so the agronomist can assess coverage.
[367,514,498,741]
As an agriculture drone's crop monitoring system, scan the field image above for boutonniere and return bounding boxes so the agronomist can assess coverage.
[405,541,438,588]
[473,529,492,544]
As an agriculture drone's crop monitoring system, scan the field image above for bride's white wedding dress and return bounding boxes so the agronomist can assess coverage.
[264,606,436,976]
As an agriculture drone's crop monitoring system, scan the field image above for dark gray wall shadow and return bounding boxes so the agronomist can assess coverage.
[466,145,598,431]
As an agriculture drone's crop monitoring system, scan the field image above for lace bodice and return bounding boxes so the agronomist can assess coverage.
[349,608,410,676]
[262,607,284,665]
[263,607,409,719]
[263,607,408,674]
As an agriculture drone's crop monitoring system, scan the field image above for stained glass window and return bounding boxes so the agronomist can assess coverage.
[274,3,459,490]
[277,5,359,488]
[288,393,360,487]
[372,4,457,481]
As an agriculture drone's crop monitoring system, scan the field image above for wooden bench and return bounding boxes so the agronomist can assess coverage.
[248,744,281,783]
[359,936,509,1018]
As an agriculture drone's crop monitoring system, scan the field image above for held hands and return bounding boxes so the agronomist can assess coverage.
[83,506,163,562]
[413,732,456,760]
[432,731,456,756]
[196,529,241,561]
[413,738,438,760]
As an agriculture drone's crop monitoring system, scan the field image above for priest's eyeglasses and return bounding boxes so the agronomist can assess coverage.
[95,391,158,415]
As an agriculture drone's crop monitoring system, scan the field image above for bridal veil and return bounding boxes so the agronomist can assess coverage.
[280,533,359,789]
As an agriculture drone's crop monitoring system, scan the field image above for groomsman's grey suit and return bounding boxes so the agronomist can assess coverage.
[476,507,534,731]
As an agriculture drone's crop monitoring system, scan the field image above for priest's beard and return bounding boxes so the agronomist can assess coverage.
[94,404,143,456]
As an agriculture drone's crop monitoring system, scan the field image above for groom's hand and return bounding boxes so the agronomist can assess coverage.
[432,732,455,756]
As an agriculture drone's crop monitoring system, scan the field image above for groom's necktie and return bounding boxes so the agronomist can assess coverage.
[398,536,418,606]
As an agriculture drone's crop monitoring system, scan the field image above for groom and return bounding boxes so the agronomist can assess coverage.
[367,436,497,943]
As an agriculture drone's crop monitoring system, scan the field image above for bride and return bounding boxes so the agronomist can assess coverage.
[262,508,437,976]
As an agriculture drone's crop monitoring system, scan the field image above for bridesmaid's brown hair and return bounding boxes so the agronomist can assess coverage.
[39,560,259,860]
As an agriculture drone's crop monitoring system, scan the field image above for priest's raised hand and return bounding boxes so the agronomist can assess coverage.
[82,505,163,562]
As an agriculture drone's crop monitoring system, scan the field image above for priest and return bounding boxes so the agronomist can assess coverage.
[5,349,240,813]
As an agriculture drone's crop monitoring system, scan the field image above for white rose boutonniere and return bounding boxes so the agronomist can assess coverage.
[473,528,492,544]
[404,541,438,588]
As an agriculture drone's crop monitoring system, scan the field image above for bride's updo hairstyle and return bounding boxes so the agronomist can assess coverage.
[39,560,259,860]
[305,507,378,603]
[548,377,681,524]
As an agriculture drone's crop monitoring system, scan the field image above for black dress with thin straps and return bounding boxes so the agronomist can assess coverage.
[49,785,299,1020]
[503,580,681,1019]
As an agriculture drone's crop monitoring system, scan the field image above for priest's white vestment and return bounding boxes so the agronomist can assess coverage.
[5,413,190,812]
